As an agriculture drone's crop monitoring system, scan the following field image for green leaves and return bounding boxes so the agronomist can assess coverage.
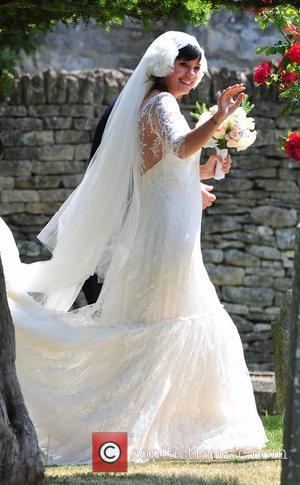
[241,94,255,114]
[190,101,209,121]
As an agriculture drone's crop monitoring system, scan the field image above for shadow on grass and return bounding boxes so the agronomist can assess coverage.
[46,471,243,484]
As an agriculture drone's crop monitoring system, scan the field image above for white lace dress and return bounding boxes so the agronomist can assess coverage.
[3,92,267,464]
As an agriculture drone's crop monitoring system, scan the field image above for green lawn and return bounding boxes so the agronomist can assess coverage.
[261,412,284,452]
[45,414,284,484]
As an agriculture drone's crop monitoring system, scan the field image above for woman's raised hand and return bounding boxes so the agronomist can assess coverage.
[216,84,246,121]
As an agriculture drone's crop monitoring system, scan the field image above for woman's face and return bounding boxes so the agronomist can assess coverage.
[164,58,201,98]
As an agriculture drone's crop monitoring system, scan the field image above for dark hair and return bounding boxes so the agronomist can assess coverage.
[151,43,202,92]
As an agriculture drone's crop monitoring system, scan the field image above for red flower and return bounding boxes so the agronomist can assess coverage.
[284,132,300,162]
[287,41,300,63]
[254,61,272,85]
[284,25,300,38]
[280,70,298,87]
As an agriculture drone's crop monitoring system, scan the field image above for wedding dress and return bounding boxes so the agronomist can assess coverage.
[1,90,268,464]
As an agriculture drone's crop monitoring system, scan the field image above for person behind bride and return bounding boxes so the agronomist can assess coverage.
[0,31,268,464]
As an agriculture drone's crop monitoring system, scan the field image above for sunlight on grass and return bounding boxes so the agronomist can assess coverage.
[45,415,284,484]
[45,461,282,484]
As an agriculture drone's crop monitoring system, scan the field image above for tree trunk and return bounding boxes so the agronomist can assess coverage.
[0,257,44,484]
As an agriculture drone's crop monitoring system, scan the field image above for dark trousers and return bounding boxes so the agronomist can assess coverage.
[82,274,103,305]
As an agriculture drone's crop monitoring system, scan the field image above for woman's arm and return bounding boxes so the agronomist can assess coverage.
[179,84,245,159]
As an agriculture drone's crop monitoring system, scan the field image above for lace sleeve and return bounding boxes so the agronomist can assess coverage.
[139,92,189,172]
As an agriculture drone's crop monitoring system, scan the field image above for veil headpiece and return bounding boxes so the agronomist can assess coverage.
[19,31,207,311]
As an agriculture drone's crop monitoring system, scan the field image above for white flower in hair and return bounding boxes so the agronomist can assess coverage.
[146,41,179,78]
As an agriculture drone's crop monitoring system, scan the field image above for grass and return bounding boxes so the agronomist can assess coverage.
[261,412,284,452]
[45,414,284,484]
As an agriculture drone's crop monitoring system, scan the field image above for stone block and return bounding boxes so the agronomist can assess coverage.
[39,189,72,202]
[60,104,93,118]
[61,174,83,188]
[21,73,33,105]
[275,116,299,129]
[276,227,296,250]
[0,161,32,176]
[78,75,95,104]
[224,249,260,267]
[278,167,299,181]
[237,157,280,169]
[256,179,299,193]
[1,190,39,203]
[251,205,297,228]
[29,105,60,117]
[0,202,25,214]
[74,144,90,160]
[103,69,126,104]
[25,201,62,214]
[202,215,241,233]
[31,161,86,175]
[243,275,274,287]
[230,168,277,179]
[0,117,43,131]
[223,286,274,307]
[234,316,254,332]
[45,69,67,104]
[217,178,253,192]
[214,240,245,249]
[247,244,281,260]
[15,175,60,189]
[206,263,244,285]
[3,147,40,160]
[30,72,46,104]
[73,117,96,131]
[1,130,54,147]
[43,117,72,130]
[7,213,50,226]
[36,145,74,161]
[94,73,105,106]
[0,106,27,116]
[223,231,275,246]
[252,340,272,352]
[66,75,80,103]
[7,77,22,105]
[0,177,15,189]
[54,130,90,144]
[244,225,274,237]
[202,249,223,263]
[17,240,41,257]
[223,302,249,315]
[273,278,291,292]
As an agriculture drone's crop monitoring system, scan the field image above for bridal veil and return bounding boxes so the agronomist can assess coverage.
[1,31,207,312]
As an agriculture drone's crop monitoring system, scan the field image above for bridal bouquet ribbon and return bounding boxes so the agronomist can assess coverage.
[195,105,257,180]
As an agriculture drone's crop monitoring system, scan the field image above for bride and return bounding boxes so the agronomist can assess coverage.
[0,31,267,464]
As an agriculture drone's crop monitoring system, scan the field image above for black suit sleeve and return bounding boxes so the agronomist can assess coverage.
[89,99,117,161]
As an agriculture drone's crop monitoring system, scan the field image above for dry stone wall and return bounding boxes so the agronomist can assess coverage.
[0,68,299,372]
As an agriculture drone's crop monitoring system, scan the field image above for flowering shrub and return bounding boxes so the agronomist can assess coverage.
[251,5,299,161]
[282,131,300,161]
[254,61,273,84]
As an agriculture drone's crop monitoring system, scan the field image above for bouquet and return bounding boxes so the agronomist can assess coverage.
[192,97,257,180]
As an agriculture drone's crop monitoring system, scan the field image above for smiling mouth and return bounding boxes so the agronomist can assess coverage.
[179,79,193,86]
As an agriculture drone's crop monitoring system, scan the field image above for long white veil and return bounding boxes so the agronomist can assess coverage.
[1,31,207,312]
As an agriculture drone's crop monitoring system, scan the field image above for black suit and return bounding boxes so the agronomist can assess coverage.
[82,100,117,304]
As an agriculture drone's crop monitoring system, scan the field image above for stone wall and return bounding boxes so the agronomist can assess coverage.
[19,10,279,74]
[0,68,299,372]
